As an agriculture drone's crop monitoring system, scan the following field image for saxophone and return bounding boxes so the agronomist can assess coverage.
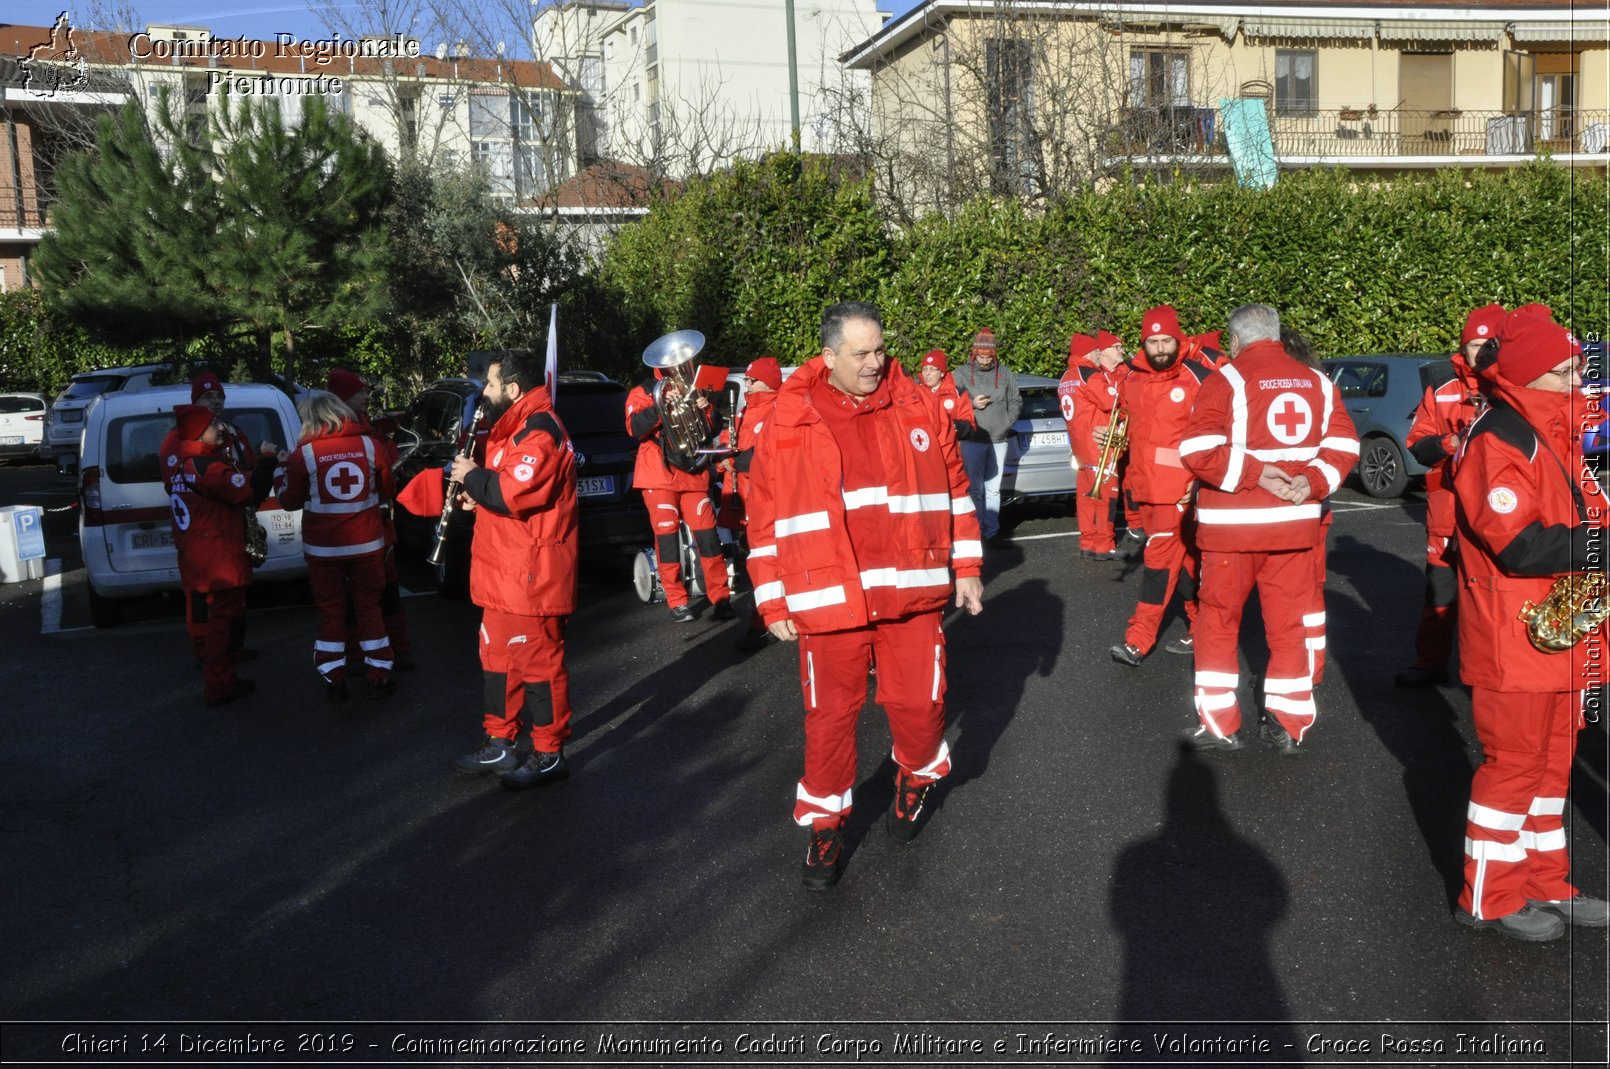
[1520,571,1609,653]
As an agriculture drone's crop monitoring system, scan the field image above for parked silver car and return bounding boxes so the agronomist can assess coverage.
[1001,373,1076,504]
[42,363,168,473]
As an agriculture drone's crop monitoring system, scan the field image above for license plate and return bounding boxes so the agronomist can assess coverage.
[1024,431,1067,449]
[0,435,22,445]
[267,511,296,532]
[63,410,83,423]
[577,475,616,498]
[132,528,173,550]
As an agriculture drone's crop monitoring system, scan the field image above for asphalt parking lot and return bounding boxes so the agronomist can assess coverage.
[0,458,1604,1065]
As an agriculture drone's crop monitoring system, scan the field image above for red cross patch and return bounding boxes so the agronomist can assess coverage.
[909,428,931,452]
[1265,393,1313,445]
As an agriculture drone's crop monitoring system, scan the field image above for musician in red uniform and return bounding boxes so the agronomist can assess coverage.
[275,392,396,703]
[1109,306,1214,665]
[625,362,734,622]
[162,405,275,706]
[1178,304,1359,754]
[1394,304,1505,688]
[1451,307,1607,941]
[732,356,783,652]
[447,350,580,789]
[1059,331,1128,560]
[917,349,977,440]
[746,301,983,891]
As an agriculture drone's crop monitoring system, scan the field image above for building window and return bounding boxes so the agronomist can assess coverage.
[1534,53,1579,141]
[630,27,638,46]
[633,81,641,103]
[1503,51,1535,114]
[1129,48,1189,109]
[986,37,1035,195]
[1274,50,1316,115]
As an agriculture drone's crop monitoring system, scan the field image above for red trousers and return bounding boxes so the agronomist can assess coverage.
[1304,516,1333,686]
[308,555,390,685]
[1410,535,1458,675]
[1460,688,1582,920]
[480,609,572,753]
[1193,548,1317,740]
[1075,467,1116,553]
[186,585,246,702]
[1123,502,1197,654]
[793,611,952,828]
[641,487,731,608]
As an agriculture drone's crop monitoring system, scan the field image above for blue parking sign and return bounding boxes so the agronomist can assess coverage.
[15,507,45,561]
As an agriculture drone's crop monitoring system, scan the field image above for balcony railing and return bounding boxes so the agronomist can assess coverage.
[1110,106,1610,160]
[0,184,55,231]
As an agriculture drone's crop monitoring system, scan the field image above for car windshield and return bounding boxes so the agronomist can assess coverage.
[0,396,44,414]
[61,377,121,401]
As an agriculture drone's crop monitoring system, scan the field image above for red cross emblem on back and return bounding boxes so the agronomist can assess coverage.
[324,460,366,501]
[1266,393,1313,445]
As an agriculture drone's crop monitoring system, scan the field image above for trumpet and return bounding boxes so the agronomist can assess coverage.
[1085,405,1128,499]
[428,401,487,567]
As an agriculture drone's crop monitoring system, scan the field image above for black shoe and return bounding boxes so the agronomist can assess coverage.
[451,736,518,775]
[1164,633,1195,655]
[1109,642,1145,667]
[393,650,419,672]
[710,598,737,621]
[367,677,397,701]
[325,679,350,704]
[1080,548,1118,561]
[669,605,694,623]
[1259,717,1302,756]
[1394,666,1448,688]
[801,824,843,891]
[887,774,933,845]
[205,679,256,707]
[1528,895,1610,927]
[1182,726,1244,754]
[735,630,772,653]
[1456,905,1565,942]
[501,750,570,790]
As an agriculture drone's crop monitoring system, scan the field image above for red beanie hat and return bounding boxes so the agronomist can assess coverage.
[1140,305,1183,344]
[1067,334,1097,368]
[173,404,214,441]
[327,369,367,403]
[190,372,224,403]
[919,349,948,371]
[1094,329,1124,352]
[972,329,997,352]
[1460,303,1506,348]
[1496,308,1580,388]
[744,356,782,390]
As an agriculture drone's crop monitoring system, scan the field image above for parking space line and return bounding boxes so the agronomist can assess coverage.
[1008,529,1081,542]
[40,559,90,635]
[1331,499,1401,512]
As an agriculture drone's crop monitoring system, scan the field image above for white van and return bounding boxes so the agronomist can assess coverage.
[78,384,306,627]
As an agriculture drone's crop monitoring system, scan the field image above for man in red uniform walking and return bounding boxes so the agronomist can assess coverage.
[746,301,984,890]
[625,360,734,622]
[1109,305,1214,665]
[448,349,580,789]
[1178,304,1359,754]
[1394,303,1504,687]
[1451,307,1607,940]
[1060,331,1129,560]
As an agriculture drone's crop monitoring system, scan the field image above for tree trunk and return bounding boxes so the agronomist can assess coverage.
[281,325,297,400]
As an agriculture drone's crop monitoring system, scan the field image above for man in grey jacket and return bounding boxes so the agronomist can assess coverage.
[951,328,1022,541]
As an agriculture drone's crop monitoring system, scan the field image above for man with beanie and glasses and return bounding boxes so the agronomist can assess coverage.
[951,328,1021,543]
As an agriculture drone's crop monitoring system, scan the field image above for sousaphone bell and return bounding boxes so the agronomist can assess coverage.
[643,329,713,473]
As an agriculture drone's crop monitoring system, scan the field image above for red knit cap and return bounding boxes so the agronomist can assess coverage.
[920,349,947,371]
[1094,329,1124,351]
[327,369,367,402]
[1496,308,1580,388]
[744,356,782,390]
[972,329,997,352]
[1140,305,1183,344]
[1067,334,1097,364]
[190,372,224,403]
[1460,303,1506,347]
[173,404,214,441]
[1190,330,1223,352]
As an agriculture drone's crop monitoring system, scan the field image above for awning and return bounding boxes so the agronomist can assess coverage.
[1100,15,1240,39]
[1378,20,1507,44]
[1511,20,1610,43]
[1239,18,1373,42]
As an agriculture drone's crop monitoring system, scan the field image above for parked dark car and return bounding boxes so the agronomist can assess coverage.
[392,372,650,582]
[1322,355,1456,497]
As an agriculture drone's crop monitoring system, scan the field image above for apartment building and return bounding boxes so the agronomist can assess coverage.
[1,17,574,288]
[534,0,886,175]
[841,1,1608,211]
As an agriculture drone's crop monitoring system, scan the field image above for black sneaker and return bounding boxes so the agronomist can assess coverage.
[1164,633,1195,655]
[205,679,256,707]
[1182,726,1245,754]
[669,605,694,623]
[451,736,518,775]
[325,679,350,704]
[1259,717,1302,756]
[1080,548,1118,561]
[887,774,933,845]
[1109,642,1145,667]
[1528,895,1610,927]
[711,599,737,621]
[1456,905,1565,941]
[1394,666,1448,688]
[801,824,843,891]
[735,630,772,653]
[501,750,570,790]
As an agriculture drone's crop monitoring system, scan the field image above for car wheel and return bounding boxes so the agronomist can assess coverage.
[1359,435,1409,498]
[88,586,121,629]
[633,549,659,604]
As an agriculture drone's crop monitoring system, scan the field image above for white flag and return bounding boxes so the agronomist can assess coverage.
[545,302,559,398]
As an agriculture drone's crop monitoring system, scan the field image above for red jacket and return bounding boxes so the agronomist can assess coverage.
[1453,382,1606,691]
[163,439,257,591]
[926,372,977,439]
[733,387,777,506]
[1180,340,1359,551]
[465,386,579,617]
[626,375,714,492]
[276,424,393,561]
[1119,355,1214,504]
[1407,354,1481,539]
[1058,362,1125,468]
[746,358,982,634]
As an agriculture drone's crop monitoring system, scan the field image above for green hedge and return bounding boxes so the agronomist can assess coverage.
[598,158,1608,380]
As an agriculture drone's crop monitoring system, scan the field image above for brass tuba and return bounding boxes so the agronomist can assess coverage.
[1520,571,1609,653]
[643,329,713,473]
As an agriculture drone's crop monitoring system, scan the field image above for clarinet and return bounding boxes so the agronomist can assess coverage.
[428,401,487,566]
